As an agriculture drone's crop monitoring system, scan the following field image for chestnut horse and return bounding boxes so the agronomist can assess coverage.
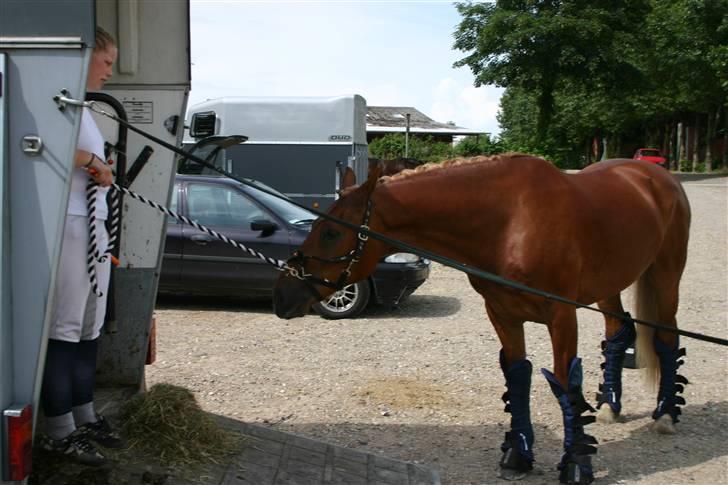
[274,153,691,484]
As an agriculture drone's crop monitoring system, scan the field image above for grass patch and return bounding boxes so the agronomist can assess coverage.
[120,383,243,467]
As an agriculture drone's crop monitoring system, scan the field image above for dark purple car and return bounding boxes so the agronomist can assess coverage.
[158,174,430,318]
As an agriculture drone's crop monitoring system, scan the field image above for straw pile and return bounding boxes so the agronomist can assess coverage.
[120,383,243,466]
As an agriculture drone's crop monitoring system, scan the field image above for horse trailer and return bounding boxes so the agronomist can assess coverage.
[183,95,369,210]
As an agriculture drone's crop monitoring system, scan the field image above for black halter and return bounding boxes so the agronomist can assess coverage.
[284,199,373,299]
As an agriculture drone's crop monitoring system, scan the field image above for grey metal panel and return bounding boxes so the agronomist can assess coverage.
[1,46,88,482]
[0,0,95,43]
[226,144,353,195]
[96,268,157,386]
[353,143,369,184]
[0,53,10,432]
[94,0,190,389]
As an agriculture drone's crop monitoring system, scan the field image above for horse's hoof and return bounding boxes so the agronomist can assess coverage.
[596,405,619,424]
[653,414,676,434]
[499,468,529,481]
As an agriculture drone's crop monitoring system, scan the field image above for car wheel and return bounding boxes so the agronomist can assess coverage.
[313,280,371,319]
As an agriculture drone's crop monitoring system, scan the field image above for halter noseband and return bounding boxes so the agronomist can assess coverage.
[283,199,373,299]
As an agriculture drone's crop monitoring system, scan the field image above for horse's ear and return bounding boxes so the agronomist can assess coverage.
[341,167,357,190]
[363,161,383,195]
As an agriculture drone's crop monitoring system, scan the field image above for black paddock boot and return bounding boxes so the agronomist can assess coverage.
[542,357,598,485]
[596,315,636,416]
[652,336,688,426]
[498,351,535,478]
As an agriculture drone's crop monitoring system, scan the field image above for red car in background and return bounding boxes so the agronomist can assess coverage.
[633,148,668,168]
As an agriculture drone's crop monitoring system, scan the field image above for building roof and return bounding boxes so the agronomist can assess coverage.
[366,106,485,136]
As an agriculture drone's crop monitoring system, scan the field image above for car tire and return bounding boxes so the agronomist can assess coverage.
[313,280,371,319]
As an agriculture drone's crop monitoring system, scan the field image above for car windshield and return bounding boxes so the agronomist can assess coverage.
[245,180,318,225]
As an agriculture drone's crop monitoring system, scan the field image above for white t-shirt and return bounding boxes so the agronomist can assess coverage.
[67,107,110,220]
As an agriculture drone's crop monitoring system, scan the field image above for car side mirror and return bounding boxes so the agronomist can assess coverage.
[251,219,279,237]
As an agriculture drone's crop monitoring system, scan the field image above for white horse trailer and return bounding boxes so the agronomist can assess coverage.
[0,1,190,481]
[184,95,369,210]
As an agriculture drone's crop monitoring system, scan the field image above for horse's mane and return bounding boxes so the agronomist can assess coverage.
[378,152,535,184]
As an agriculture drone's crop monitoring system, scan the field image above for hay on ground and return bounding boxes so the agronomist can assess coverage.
[120,383,243,467]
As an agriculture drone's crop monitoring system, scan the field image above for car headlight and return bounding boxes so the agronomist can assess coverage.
[384,253,420,263]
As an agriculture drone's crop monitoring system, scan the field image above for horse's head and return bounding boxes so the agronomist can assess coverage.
[274,164,385,319]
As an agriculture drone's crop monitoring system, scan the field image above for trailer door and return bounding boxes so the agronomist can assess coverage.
[0,1,95,481]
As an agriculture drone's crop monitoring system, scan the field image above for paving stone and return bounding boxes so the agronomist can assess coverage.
[237,446,282,469]
[246,436,285,455]
[369,466,409,485]
[331,456,368,478]
[288,444,326,466]
[330,469,368,485]
[283,458,325,482]
[332,445,369,464]
[221,462,275,485]
[370,454,408,473]
[219,423,441,484]
[288,434,329,454]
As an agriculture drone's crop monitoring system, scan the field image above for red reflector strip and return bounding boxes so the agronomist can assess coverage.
[5,405,33,481]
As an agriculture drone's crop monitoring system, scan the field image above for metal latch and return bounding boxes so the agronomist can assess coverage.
[21,135,43,155]
[52,88,89,111]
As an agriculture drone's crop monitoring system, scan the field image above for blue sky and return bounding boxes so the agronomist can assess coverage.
[189,1,504,135]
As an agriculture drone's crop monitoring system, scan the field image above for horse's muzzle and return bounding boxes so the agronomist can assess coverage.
[273,277,316,319]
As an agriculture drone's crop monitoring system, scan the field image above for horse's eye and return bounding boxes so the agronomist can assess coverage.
[321,227,340,242]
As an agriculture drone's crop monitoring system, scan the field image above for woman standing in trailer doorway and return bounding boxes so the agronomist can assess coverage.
[39,27,123,466]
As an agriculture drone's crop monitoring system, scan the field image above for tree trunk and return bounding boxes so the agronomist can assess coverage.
[677,121,684,172]
[723,108,728,167]
[692,114,700,172]
[668,122,676,170]
[586,138,592,166]
[705,108,714,172]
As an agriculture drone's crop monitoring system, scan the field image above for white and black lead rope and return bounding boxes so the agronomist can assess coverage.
[106,183,287,270]
[85,179,104,296]
[85,180,121,298]
[106,187,120,254]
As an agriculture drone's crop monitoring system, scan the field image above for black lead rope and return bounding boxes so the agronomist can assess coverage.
[83,102,727,348]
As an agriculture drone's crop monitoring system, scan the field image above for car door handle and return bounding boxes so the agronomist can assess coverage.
[190,234,212,245]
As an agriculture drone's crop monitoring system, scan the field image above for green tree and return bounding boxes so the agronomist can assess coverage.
[368,134,455,162]
[456,0,728,170]
[453,0,649,136]
[454,133,506,157]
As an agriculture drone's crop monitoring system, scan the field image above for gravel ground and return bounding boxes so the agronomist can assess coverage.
[149,175,727,484]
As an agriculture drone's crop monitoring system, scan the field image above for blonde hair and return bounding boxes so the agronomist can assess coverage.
[95,27,116,51]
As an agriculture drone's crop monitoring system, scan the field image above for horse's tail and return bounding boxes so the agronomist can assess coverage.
[634,267,660,390]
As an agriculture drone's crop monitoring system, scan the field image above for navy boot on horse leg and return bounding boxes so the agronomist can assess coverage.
[652,336,688,434]
[498,350,534,479]
[543,357,598,485]
[596,314,636,423]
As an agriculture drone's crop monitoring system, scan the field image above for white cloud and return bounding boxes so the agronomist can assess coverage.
[430,78,503,135]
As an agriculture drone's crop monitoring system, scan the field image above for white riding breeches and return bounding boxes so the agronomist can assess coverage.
[49,215,110,342]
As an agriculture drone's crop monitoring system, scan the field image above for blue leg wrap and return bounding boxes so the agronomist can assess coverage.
[499,350,534,472]
[652,337,688,423]
[596,315,636,415]
[542,357,597,485]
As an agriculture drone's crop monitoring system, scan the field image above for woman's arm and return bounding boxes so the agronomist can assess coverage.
[75,149,113,187]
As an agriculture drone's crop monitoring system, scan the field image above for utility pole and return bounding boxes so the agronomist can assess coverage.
[405,113,411,158]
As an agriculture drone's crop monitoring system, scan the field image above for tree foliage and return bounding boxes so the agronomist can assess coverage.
[368,133,505,162]
[454,0,728,170]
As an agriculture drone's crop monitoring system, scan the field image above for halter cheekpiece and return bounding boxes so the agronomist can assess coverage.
[283,198,373,299]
